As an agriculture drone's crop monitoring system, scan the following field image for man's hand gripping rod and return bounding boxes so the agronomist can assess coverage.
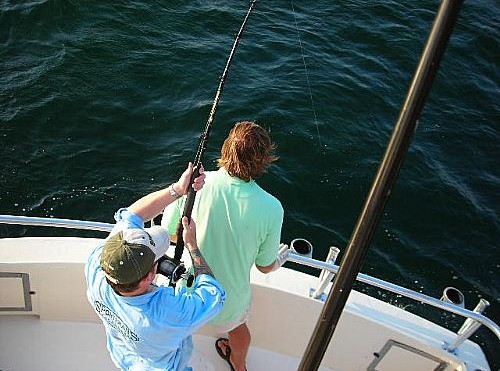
[172,0,260,271]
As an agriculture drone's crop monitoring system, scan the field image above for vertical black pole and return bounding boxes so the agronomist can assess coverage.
[298,1,463,369]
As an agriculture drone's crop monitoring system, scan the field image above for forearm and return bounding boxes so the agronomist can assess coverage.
[128,184,181,222]
[256,243,289,274]
[187,244,215,278]
[256,259,279,274]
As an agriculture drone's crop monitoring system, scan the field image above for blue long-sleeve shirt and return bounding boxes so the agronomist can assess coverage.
[85,208,225,370]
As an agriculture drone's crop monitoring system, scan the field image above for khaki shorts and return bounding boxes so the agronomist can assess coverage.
[209,308,251,334]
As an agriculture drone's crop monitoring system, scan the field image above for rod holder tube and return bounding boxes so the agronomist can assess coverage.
[319,246,340,282]
[445,320,483,353]
[312,271,335,300]
[290,238,313,258]
[458,299,490,335]
[440,287,465,308]
[315,247,341,298]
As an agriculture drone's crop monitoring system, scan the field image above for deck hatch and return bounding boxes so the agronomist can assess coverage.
[368,340,448,371]
[0,272,33,311]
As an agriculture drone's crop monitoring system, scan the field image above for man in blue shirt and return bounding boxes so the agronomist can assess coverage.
[85,163,225,370]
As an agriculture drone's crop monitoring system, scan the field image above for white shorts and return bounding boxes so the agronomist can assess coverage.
[209,308,251,334]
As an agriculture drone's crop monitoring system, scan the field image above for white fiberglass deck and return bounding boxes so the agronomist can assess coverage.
[0,236,493,371]
[0,316,334,371]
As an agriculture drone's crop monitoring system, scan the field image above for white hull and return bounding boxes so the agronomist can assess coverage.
[0,236,493,370]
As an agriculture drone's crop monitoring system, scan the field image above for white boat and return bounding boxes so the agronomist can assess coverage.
[1,1,498,370]
[0,216,498,371]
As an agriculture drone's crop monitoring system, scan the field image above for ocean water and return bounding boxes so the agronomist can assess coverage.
[1,0,498,368]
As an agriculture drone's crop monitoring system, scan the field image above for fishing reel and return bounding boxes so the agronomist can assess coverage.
[157,255,195,287]
[157,255,186,285]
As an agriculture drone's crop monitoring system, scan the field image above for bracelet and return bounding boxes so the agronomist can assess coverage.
[169,184,182,199]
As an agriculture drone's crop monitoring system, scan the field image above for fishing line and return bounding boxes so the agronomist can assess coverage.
[290,1,322,148]
[172,0,259,264]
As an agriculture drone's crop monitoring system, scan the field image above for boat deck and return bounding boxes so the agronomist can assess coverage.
[0,315,334,371]
[0,235,495,371]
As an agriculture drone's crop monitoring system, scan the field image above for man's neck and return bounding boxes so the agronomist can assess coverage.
[118,284,156,297]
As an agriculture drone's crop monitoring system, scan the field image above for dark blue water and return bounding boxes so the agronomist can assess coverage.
[1,0,498,368]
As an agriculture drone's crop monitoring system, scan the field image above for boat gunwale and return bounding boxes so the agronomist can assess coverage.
[1,213,499,346]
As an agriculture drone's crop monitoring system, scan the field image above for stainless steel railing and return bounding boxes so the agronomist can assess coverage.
[1,214,499,350]
[287,252,500,348]
[0,215,113,232]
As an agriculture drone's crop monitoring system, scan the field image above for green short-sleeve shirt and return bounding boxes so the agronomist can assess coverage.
[162,168,283,325]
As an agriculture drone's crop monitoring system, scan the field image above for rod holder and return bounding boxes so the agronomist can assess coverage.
[440,287,465,308]
[444,298,490,353]
[314,246,341,299]
[319,246,341,282]
[290,238,313,258]
[458,298,490,335]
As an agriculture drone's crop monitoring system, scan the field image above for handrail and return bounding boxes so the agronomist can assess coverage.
[287,253,500,342]
[0,214,113,232]
[1,214,499,342]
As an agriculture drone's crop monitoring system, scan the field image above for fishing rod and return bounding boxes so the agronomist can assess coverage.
[173,0,259,263]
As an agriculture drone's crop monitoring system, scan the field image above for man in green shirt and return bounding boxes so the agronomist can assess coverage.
[162,121,288,371]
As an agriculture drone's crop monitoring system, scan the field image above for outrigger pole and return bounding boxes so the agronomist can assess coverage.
[174,0,259,262]
[298,0,463,369]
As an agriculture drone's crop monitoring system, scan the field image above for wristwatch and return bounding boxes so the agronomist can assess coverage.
[169,184,182,199]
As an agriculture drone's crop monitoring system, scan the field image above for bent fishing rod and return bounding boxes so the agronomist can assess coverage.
[173,0,259,263]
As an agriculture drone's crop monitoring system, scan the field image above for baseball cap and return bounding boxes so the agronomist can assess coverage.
[100,226,170,284]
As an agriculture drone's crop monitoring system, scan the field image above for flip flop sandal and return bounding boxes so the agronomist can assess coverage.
[215,338,235,371]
